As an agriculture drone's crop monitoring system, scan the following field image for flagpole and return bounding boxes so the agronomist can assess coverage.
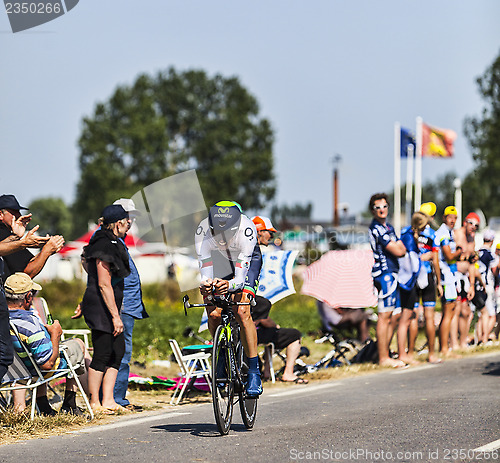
[405,144,414,226]
[414,116,423,211]
[394,122,401,235]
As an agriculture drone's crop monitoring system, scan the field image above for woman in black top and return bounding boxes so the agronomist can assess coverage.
[81,205,131,413]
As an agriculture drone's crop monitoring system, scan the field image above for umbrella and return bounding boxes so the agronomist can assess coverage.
[301,250,377,308]
[257,250,299,304]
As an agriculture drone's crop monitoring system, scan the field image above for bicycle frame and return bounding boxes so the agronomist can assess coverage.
[183,293,258,435]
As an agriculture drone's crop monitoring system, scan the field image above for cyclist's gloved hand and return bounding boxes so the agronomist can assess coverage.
[200,279,214,297]
[214,278,229,295]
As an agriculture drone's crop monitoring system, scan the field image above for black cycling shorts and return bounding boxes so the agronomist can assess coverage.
[256,326,301,350]
[416,273,437,307]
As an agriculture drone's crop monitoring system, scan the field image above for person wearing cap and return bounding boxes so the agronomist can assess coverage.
[0,214,55,385]
[452,212,481,350]
[412,202,442,363]
[5,273,91,415]
[435,206,463,356]
[195,200,263,396]
[396,212,430,365]
[0,194,65,280]
[476,230,498,344]
[250,216,308,384]
[111,199,148,412]
[0,194,64,396]
[80,204,131,413]
[368,193,407,368]
[251,215,277,248]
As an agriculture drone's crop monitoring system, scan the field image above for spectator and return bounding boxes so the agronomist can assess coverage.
[6,273,91,416]
[435,206,463,357]
[250,215,307,383]
[0,212,50,384]
[317,300,371,343]
[368,193,407,368]
[0,194,64,411]
[251,296,308,383]
[397,212,429,365]
[111,198,148,412]
[80,205,131,414]
[413,202,443,363]
[476,230,498,344]
[453,212,480,349]
[0,194,64,279]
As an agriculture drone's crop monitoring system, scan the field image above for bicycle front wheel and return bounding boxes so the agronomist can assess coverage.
[212,324,234,435]
[237,344,258,429]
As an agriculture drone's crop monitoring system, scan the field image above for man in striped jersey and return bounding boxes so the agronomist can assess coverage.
[368,193,407,367]
[6,273,90,415]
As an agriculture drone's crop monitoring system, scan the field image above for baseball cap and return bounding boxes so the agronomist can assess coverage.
[0,194,28,211]
[483,229,495,242]
[420,202,437,217]
[101,205,129,225]
[251,216,277,233]
[465,212,480,224]
[4,272,42,294]
[113,198,141,217]
[444,206,458,216]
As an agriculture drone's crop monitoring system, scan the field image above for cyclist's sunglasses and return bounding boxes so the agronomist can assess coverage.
[466,220,479,230]
[373,204,388,211]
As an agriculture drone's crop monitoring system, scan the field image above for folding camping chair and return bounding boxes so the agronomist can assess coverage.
[0,321,94,419]
[32,297,92,350]
[169,339,211,405]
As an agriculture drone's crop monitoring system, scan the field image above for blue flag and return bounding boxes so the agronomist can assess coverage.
[400,127,416,158]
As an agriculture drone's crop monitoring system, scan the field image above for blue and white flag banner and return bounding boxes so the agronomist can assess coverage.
[257,250,298,304]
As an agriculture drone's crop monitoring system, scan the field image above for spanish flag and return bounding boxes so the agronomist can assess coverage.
[422,123,456,158]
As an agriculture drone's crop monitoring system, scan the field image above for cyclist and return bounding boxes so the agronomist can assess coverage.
[195,200,263,397]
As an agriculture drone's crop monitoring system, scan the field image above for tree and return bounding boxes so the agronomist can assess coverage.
[463,49,500,219]
[74,68,275,234]
[28,197,73,239]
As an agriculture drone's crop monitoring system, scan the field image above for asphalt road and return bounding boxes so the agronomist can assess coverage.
[1,351,499,463]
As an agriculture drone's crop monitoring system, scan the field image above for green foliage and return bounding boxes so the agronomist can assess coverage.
[463,49,500,220]
[28,197,73,239]
[45,279,322,362]
[74,68,276,234]
[38,279,86,317]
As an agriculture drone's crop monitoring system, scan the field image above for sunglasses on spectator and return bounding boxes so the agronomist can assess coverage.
[373,204,388,211]
[466,220,479,230]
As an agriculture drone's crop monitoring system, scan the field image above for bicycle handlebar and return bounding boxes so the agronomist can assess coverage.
[183,293,256,316]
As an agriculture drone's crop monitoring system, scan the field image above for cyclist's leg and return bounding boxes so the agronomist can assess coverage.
[232,292,262,396]
[207,305,223,337]
[207,305,227,380]
[232,293,258,358]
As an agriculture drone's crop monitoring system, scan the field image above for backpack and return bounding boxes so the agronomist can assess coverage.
[351,339,379,364]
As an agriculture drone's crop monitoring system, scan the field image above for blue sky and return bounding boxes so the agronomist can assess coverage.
[1,1,499,220]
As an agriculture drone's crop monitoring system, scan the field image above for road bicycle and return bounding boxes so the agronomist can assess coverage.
[183,292,258,435]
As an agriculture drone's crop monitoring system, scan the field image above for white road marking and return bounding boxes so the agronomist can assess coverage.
[70,411,191,434]
[268,382,339,397]
[473,438,500,452]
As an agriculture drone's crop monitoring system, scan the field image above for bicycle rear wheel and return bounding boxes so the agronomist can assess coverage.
[237,344,257,429]
[212,324,234,435]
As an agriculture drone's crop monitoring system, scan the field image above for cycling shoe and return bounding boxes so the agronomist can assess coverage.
[245,371,263,397]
